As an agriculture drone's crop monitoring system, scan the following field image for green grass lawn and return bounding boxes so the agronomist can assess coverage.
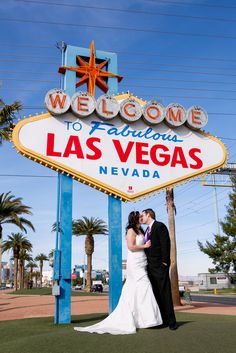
[0,313,235,353]
[192,288,236,295]
[216,288,236,294]
[8,288,107,296]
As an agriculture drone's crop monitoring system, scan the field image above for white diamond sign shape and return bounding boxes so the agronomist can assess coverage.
[12,111,227,201]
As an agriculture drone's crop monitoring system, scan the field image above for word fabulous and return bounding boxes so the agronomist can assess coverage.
[45,89,208,130]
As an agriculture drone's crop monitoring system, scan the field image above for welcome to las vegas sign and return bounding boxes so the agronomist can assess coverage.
[12,90,227,201]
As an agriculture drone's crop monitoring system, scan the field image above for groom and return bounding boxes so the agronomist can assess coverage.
[141,208,177,330]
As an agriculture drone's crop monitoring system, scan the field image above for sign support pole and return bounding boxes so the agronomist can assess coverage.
[54,44,75,324]
[108,196,122,312]
[57,174,73,323]
[54,43,122,322]
[107,55,122,313]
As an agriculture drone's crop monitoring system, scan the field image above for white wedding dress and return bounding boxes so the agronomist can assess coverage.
[74,234,162,335]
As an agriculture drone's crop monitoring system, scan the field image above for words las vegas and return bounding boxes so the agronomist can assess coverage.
[44,89,207,179]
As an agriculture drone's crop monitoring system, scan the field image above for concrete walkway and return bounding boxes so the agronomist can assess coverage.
[0,291,235,321]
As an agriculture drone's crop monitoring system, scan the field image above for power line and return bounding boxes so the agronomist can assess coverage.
[177,193,228,220]
[177,248,200,254]
[3,70,236,86]
[174,183,197,196]
[145,0,236,10]
[178,220,215,233]
[139,94,236,102]
[119,51,236,63]
[123,60,236,71]
[14,0,236,24]
[7,64,236,81]
[219,137,236,140]
[2,17,236,40]
[177,236,212,245]
[176,188,228,212]
[3,59,236,77]
[3,87,236,101]
[1,45,236,64]
[4,53,236,71]
[123,67,236,77]
[0,174,56,178]
[4,77,236,94]
[0,43,54,49]
[127,77,236,85]
[0,59,57,65]
[0,77,57,83]
[122,84,236,94]
[0,53,56,60]
[177,190,213,209]
[0,69,56,75]
[2,105,235,118]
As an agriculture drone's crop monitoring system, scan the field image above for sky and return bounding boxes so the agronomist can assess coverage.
[0,0,236,277]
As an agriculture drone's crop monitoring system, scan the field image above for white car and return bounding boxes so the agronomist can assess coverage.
[6,283,13,288]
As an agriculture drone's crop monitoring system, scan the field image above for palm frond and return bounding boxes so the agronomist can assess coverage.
[0,192,34,234]
[72,216,108,237]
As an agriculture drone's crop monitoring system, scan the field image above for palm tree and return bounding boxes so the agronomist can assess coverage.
[0,98,22,144]
[35,253,49,288]
[0,191,35,284]
[48,249,55,268]
[26,261,38,283]
[166,187,181,306]
[72,217,108,292]
[19,249,33,289]
[2,233,32,291]
[32,270,40,288]
[51,222,61,233]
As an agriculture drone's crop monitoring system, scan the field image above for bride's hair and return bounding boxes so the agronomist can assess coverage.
[126,211,144,235]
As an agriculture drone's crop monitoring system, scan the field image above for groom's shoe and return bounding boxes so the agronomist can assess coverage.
[157,324,168,329]
[169,323,178,330]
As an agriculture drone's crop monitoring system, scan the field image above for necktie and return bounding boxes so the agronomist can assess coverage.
[145,226,150,242]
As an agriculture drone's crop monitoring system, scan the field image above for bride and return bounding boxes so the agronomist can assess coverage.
[74,211,163,335]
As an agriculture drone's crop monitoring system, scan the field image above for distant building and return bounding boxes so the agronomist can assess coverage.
[42,270,53,286]
[0,261,13,284]
[74,265,86,279]
[198,273,235,290]
[73,265,105,281]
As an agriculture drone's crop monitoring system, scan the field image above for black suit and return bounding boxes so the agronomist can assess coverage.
[145,220,176,327]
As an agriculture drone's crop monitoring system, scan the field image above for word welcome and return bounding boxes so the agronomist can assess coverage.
[45,89,208,130]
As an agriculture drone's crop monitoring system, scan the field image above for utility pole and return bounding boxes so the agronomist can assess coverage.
[166,187,181,306]
[213,184,221,235]
[202,163,236,234]
[83,253,86,289]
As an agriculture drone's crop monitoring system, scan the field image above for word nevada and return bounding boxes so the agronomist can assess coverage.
[45,89,208,130]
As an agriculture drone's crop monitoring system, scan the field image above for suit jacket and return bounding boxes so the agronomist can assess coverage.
[145,220,171,268]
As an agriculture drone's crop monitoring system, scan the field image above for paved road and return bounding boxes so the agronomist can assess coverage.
[191,294,236,306]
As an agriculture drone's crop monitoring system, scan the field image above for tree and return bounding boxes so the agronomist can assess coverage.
[35,253,49,288]
[166,187,181,306]
[0,192,35,284]
[19,249,33,289]
[26,261,38,282]
[0,98,22,144]
[72,217,108,292]
[48,249,55,268]
[2,233,32,291]
[32,270,40,288]
[198,175,236,274]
